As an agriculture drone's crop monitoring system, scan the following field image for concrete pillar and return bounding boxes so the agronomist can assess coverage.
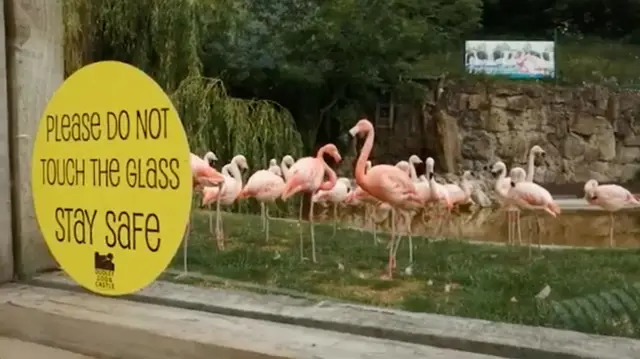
[5,0,64,276]
[0,0,13,283]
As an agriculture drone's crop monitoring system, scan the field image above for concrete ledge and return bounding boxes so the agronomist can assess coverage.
[29,271,640,359]
[0,337,97,359]
[0,284,501,359]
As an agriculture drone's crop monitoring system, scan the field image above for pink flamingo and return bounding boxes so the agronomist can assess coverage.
[390,159,429,267]
[345,162,385,244]
[491,161,521,245]
[312,177,351,237]
[424,157,453,236]
[237,159,285,243]
[202,155,249,250]
[281,144,342,262]
[348,118,422,279]
[177,151,225,277]
[190,151,224,190]
[441,170,475,237]
[525,145,547,244]
[584,179,640,247]
[506,167,561,257]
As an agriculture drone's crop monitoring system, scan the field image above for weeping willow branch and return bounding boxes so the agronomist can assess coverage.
[62,0,304,217]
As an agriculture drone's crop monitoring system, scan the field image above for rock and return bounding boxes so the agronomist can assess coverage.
[467,94,484,110]
[506,95,530,112]
[571,114,600,136]
[620,145,640,164]
[563,133,586,159]
[482,107,509,132]
[378,82,640,185]
[462,131,494,161]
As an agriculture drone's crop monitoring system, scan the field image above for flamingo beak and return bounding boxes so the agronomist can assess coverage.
[348,126,358,137]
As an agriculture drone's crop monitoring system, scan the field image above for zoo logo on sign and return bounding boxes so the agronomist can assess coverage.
[31,61,193,296]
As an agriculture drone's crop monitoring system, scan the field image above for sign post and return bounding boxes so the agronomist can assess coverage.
[31,61,192,295]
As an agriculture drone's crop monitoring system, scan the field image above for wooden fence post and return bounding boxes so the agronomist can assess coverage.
[4,0,64,276]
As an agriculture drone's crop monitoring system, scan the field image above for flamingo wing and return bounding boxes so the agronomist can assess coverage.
[366,165,417,205]
[202,186,221,206]
[241,170,274,198]
[495,177,511,198]
[414,181,431,202]
[282,157,323,198]
[191,153,224,185]
[595,184,632,201]
[253,177,285,201]
[512,182,552,206]
[312,189,331,203]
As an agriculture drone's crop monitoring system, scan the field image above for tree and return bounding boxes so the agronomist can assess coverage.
[198,0,483,151]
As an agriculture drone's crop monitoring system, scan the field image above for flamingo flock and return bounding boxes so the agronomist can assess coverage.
[182,118,639,280]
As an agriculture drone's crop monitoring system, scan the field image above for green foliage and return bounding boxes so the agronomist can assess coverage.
[482,0,640,40]
[63,0,304,161]
[197,0,484,150]
[547,283,640,337]
[63,0,304,216]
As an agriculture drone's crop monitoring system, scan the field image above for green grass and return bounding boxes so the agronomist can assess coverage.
[169,210,640,338]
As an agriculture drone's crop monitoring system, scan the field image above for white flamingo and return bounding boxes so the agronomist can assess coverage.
[584,179,640,247]
[201,155,249,250]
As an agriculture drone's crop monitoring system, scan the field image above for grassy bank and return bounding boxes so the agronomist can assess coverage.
[170,210,640,338]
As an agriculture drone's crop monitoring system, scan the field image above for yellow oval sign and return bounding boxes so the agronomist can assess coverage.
[31,61,192,296]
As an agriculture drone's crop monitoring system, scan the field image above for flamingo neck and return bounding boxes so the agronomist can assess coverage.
[526,152,536,182]
[281,161,291,180]
[354,128,374,191]
[426,166,437,195]
[494,167,507,194]
[315,147,337,190]
[319,165,337,191]
[268,166,281,176]
[461,176,473,196]
[409,162,418,181]
[228,162,243,186]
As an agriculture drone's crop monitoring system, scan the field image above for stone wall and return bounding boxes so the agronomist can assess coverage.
[372,82,640,185]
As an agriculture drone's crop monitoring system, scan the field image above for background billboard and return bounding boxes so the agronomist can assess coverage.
[464,40,555,79]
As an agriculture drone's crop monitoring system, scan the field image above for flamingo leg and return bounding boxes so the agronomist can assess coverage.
[332,203,338,238]
[401,211,414,263]
[176,216,191,279]
[265,205,270,243]
[215,185,224,250]
[506,210,512,246]
[364,205,375,245]
[408,214,413,263]
[309,196,317,263]
[298,199,306,261]
[260,202,266,231]
[384,210,396,279]
[455,208,463,238]
[609,212,615,248]
[392,234,403,268]
[390,209,397,274]
[208,204,213,235]
[435,205,450,237]
[536,215,542,250]
[433,208,444,237]
[516,210,523,246]
[394,211,413,264]
[370,205,381,244]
